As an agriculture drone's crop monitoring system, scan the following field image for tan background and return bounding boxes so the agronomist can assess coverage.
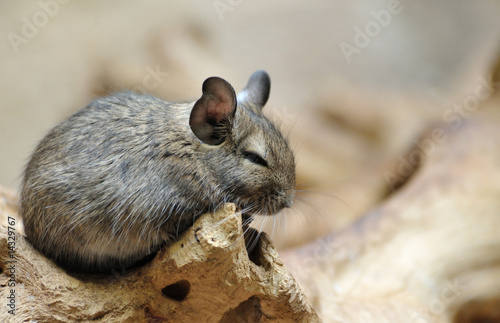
[1,0,500,246]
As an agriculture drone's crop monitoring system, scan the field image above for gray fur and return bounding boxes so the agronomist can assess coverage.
[20,71,295,273]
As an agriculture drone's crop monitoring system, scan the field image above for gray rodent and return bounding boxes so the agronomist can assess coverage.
[20,70,296,273]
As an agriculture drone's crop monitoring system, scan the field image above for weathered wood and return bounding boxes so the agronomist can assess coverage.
[283,118,500,322]
[2,118,500,322]
[0,201,319,322]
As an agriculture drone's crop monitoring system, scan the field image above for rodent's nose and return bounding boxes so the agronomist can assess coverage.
[283,195,294,208]
[277,190,294,210]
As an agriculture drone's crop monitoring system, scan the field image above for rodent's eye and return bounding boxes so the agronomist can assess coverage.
[242,151,268,167]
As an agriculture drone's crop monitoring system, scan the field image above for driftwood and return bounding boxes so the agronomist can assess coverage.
[0,202,319,322]
[283,118,500,322]
[1,118,500,322]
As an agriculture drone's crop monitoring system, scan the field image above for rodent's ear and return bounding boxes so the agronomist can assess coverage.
[190,77,237,145]
[237,70,271,111]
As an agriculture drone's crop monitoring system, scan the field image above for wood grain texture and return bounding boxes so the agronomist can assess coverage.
[0,202,318,322]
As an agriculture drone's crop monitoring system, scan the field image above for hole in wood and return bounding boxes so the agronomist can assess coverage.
[161,280,190,302]
[244,227,263,267]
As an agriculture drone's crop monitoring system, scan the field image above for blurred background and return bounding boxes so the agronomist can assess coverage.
[1,0,500,247]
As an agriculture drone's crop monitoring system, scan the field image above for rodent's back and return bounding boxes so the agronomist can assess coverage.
[20,71,296,273]
[21,92,218,271]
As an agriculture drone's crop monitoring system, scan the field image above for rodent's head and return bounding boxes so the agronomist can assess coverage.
[189,71,295,215]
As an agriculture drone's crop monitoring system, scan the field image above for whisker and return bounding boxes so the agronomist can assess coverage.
[295,189,354,215]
